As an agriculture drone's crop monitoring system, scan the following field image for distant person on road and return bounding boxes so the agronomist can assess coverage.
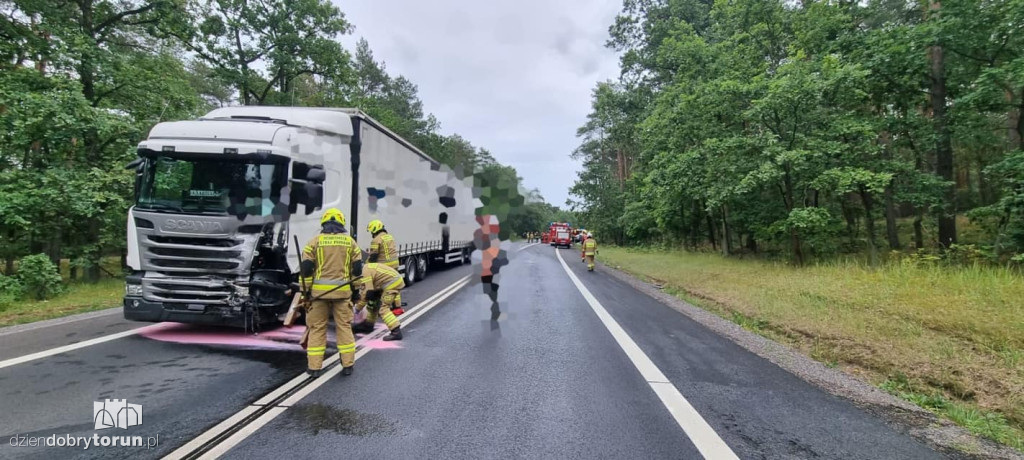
[582,232,598,272]
[475,214,507,322]
[354,219,401,334]
[300,208,363,377]
[352,262,404,341]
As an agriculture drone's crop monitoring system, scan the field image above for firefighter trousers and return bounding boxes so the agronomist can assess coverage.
[365,289,402,331]
[585,254,595,271]
[306,298,356,369]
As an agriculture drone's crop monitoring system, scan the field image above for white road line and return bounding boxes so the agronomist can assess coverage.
[0,307,121,338]
[517,242,541,251]
[164,275,472,460]
[554,250,739,460]
[0,323,169,370]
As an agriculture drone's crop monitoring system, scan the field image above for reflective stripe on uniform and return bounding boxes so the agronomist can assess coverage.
[382,309,399,329]
[312,284,351,291]
[385,277,403,290]
[337,343,356,354]
[307,346,326,356]
[385,260,399,268]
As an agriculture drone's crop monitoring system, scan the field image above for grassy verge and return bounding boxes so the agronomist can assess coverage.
[0,257,125,328]
[0,278,123,327]
[599,246,1024,451]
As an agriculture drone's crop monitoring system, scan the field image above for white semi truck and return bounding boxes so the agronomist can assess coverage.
[122,107,477,328]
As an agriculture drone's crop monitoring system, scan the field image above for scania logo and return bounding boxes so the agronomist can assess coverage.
[163,219,224,233]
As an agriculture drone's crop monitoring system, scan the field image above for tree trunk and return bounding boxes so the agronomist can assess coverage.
[1008,87,1022,151]
[689,200,701,250]
[860,186,879,266]
[721,205,732,257]
[790,231,804,266]
[746,233,758,253]
[5,257,14,276]
[703,203,717,250]
[86,220,101,283]
[841,198,857,246]
[914,207,925,249]
[929,0,957,249]
[884,181,901,250]
[977,156,990,206]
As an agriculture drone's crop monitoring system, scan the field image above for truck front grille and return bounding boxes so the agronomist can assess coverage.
[142,277,233,305]
[142,235,248,275]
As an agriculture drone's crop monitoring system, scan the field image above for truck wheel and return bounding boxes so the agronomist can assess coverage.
[403,256,418,285]
[416,255,428,280]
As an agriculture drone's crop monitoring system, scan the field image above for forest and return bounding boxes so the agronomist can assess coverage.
[570,0,1024,265]
[0,0,562,287]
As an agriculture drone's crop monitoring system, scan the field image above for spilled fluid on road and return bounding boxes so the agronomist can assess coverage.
[137,321,403,351]
[284,403,399,437]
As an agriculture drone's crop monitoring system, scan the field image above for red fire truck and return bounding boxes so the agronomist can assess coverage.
[548,222,573,248]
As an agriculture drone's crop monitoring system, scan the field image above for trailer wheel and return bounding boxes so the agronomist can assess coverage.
[403,256,418,285]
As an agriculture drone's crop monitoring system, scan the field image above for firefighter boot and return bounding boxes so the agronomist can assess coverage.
[306,368,323,378]
[383,326,402,341]
[341,365,354,376]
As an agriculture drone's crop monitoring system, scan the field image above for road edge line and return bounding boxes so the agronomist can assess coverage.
[554,249,738,460]
[0,322,171,370]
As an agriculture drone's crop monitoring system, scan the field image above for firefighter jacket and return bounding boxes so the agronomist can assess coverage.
[301,231,362,299]
[583,238,598,256]
[356,263,404,293]
[369,232,399,268]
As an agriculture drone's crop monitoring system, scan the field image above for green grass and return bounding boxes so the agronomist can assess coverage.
[600,246,1024,452]
[0,278,123,327]
[0,257,125,328]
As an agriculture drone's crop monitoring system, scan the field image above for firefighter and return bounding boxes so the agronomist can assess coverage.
[580,232,587,263]
[300,208,363,377]
[353,219,401,334]
[352,262,404,341]
[582,232,598,271]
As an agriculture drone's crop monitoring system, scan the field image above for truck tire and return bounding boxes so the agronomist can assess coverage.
[416,255,428,280]
[403,256,418,285]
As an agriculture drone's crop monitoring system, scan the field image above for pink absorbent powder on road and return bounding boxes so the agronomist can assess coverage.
[139,322,305,350]
[138,322,402,351]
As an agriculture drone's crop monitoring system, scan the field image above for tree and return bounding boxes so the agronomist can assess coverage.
[162,0,353,106]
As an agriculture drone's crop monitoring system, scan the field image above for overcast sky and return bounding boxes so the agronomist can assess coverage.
[336,0,623,208]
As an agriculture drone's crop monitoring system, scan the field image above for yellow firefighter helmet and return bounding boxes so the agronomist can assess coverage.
[367,219,385,234]
[320,208,346,226]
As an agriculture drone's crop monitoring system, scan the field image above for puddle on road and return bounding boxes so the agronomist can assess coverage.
[285,403,398,437]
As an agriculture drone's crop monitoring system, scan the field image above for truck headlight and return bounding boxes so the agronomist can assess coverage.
[125,284,143,296]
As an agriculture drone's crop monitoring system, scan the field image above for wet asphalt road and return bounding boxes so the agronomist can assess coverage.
[0,242,944,459]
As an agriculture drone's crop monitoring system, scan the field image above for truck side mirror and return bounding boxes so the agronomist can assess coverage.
[289,180,323,215]
[293,162,326,184]
[305,167,326,183]
[304,183,323,211]
[125,158,144,201]
[124,158,144,170]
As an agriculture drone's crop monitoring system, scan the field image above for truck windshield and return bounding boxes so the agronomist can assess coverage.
[136,155,285,216]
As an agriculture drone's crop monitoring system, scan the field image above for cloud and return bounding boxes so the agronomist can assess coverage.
[335,0,621,207]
